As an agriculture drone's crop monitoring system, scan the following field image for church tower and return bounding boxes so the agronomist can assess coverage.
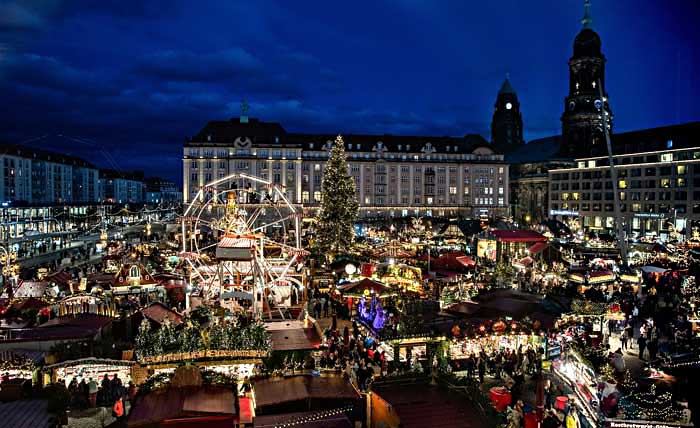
[491,75,524,152]
[561,0,613,158]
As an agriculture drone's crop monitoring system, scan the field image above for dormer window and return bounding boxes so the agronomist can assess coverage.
[207,135,211,141]
[398,144,402,151]
[446,146,451,152]
[310,143,314,149]
[406,145,410,151]
[356,144,360,150]
[129,265,140,279]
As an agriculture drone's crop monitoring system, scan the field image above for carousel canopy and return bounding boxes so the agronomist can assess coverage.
[337,278,390,296]
[490,230,547,243]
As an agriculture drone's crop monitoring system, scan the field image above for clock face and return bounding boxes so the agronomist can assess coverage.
[505,102,512,110]
[594,99,603,110]
[568,101,576,111]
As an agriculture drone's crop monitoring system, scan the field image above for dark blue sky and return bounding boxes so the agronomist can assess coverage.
[0,0,698,183]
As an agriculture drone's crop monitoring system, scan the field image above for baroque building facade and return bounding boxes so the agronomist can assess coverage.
[183,115,510,219]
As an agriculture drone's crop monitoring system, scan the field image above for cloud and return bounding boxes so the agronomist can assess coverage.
[1,53,118,95]
[0,2,47,31]
[138,48,263,82]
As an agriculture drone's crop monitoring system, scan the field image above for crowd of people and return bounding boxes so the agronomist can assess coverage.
[64,374,136,410]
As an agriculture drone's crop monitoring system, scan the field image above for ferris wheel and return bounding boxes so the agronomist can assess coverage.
[181,173,307,318]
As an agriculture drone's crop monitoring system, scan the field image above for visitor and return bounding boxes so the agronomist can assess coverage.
[477,355,486,383]
[620,331,628,351]
[88,378,98,407]
[113,397,125,421]
[637,335,647,360]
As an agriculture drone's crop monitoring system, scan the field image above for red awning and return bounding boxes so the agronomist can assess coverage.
[456,256,476,268]
[589,270,613,278]
[490,230,547,243]
[527,242,548,254]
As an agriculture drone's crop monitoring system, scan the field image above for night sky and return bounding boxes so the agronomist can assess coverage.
[0,0,698,184]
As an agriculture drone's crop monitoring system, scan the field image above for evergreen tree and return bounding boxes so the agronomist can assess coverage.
[315,135,358,257]
[135,319,152,359]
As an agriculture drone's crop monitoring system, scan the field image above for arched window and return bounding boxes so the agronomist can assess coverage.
[129,265,140,278]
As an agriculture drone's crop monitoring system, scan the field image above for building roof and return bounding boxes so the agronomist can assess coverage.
[266,320,321,352]
[337,278,390,296]
[5,315,114,342]
[0,143,96,169]
[254,376,360,409]
[490,229,547,243]
[610,121,700,154]
[141,302,184,327]
[186,117,501,155]
[0,399,50,428]
[254,411,354,428]
[498,77,516,95]
[127,385,236,427]
[189,118,288,144]
[506,136,563,163]
[373,383,492,428]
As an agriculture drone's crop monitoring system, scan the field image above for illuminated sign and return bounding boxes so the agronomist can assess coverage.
[549,210,579,216]
[606,420,692,428]
[634,213,666,219]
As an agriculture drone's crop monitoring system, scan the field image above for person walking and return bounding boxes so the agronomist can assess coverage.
[620,332,628,351]
[88,377,98,407]
[637,335,647,360]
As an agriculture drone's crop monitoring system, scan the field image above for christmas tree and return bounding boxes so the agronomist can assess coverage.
[315,135,358,257]
[135,319,152,359]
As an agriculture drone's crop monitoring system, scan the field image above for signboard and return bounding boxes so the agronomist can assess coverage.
[141,349,268,364]
[550,210,579,216]
[634,213,666,219]
[605,420,693,428]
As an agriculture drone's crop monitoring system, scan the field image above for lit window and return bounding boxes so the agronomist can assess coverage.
[313,191,321,202]
[572,192,580,200]
[427,197,433,204]
[498,187,504,195]
[660,153,673,162]
[677,165,687,174]
[562,193,570,201]
[314,164,320,171]
[587,161,595,168]
[618,180,627,189]
[449,187,457,194]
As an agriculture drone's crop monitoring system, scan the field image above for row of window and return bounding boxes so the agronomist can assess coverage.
[552,202,699,215]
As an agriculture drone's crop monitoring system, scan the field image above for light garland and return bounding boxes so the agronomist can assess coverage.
[273,405,354,428]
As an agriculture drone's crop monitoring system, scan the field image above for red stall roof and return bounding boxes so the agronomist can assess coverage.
[527,242,549,254]
[491,230,547,243]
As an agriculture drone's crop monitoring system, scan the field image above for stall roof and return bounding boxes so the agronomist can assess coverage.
[45,271,72,284]
[127,385,236,427]
[0,399,50,428]
[337,278,389,295]
[490,230,547,243]
[267,320,321,352]
[141,302,184,327]
[253,411,353,428]
[13,281,48,298]
[254,376,360,408]
[528,242,549,254]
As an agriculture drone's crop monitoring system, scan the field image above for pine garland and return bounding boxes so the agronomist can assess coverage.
[135,314,271,358]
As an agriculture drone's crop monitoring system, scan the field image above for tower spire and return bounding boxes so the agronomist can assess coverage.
[582,0,593,29]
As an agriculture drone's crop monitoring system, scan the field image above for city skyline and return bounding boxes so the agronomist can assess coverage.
[0,0,698,183]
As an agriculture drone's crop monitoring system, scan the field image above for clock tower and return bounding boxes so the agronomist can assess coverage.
[491,75,524,153]
[561,0,613,158]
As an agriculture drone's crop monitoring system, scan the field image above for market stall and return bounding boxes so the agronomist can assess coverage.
[46,357,135,387]
[552,350,600,428]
